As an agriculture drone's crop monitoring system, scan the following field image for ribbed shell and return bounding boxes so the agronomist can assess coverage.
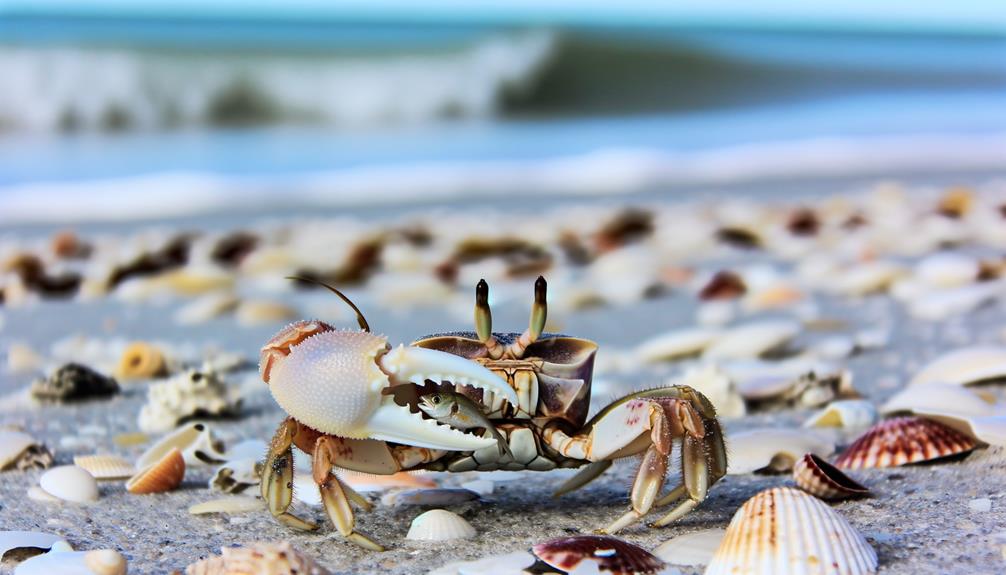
[126,447,185,494]
[185,542,330,575]
[73,455,136,480]
[706,487,877,575]
[793,453,869,501]
[406,509,476,541]
[834,416,976,469]
[532,535,666,575]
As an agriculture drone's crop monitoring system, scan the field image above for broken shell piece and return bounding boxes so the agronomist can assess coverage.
[653,529,725,567]
[740,368,857,409]
[15,549,127,575]
[37,465,99,503]
[727,429,834,475]
[138,368,241,433]
[912,412,1006,448]
[676,365,745,418]
[531,535,666,575]
[0,431,53,471]
[881,384,995,417]
[804,400,878,429]
[406,509,476,541]
[31,363,119,402]
[793,453,869,501]
[185,542,329,575]
[72,455,135,480]
[115,341,166,380]
[137,422,226,468]
[0,531,70,562]
[834,416,977,469]
[382,488,479,507]
[909,346,1006,387]
[126,447,185,494]
[189,496,262,515]
[705,487,877,575]
[635,327,720,363]
[210,458,261,494]
[703,320,800,360]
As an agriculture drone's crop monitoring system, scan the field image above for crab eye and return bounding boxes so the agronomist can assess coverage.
[432,396,441,404]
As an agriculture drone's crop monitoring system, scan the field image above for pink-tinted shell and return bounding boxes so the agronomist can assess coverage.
[259,320,334,383]
[531,535,665,575]
[793,453,869,500]
[834,416,976,469]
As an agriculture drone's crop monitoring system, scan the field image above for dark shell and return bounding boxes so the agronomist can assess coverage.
[532,535,665,575]
[699,271,746,300]
[793,453,869,500]
[31,363,119,402]
[834,416,977,469]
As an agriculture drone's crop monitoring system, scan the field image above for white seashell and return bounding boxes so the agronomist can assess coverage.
[72,455,135,480]
[727,429,834,475]
[0,431,40,470]
[635,327,720,363]
[429,551,536,575]
[209,458,260,494]
[15,549,127,575]
[703,320,800,360]
[235,299,298,326]
[910,346,1006,387]
[0,531,70,560]
[188,496,262,515]
[804,400,878,429]
[653,528,725,566]
[137,422,226,468]
[908,283,1002,320]
[912,412,1006,448]
[705,487,877,575]
[881,384,996,417]
[915,252,979,288]
[138,370,241,434]
[26,486,62,503]
[38,465,99,503]
[406,509,476,541]
[174,292,238,325]
[696,301,736,326]
[812,336,857,360]
[676,365,746,418]
[828,260,905,296]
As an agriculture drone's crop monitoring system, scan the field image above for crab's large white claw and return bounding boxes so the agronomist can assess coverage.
[380,345,520,407]
[366,401,497,451]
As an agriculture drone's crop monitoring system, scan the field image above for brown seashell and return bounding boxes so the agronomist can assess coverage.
[699,270,747,300]
[126,447,184,494]
[834,416,976,470]
[116,342,167,380]
[531,535,666,575]
[185,541,330,575]
[793,453,869,500]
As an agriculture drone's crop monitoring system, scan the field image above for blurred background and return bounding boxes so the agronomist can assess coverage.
[0,0,1004,223]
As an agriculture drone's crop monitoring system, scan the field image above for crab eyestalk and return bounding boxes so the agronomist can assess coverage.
[475,279,504,359]
[510,275,548,358]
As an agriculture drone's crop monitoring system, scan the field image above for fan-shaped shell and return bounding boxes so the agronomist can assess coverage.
[116,341,166,380]
[126,447,185,494]
[909,346,1006,387]
[185,541,329,575]
[38,465,99,503]
[706,487,877,575]
[793,453,869,501]
[406,509,476,541]
[73,455,135,480]
[834,416,976,469]
[532,535,666,575]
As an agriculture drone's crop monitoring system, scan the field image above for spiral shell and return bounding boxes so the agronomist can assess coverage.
[406,509,476,541]
[793,453,869,501]
[706,487,877,575]
[185,541,330,575]
[834,416,977,469]
[116,342,166,380]
[532,535,666,575]
[126,447,184,494]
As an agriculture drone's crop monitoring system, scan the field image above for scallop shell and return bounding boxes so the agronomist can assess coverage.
[126,447,185,494]
[653,528,725,567]
[706,487,877,575]
[189,496,262,515]
[72,455,136,480]
[804,400,878,429]
[185,542,330,575]
[115,341,166,380]
[703,320,800,360]
[909,347,1006,387]
[834,416,977,469]
[0,531,70,561]
[37,465,99,503]
[727,429,834,475]
[137,422,226,468]
[531,535,666,575]
[635,327,720,363]
[911,412,1006,448]
[793,453,869,501]
[0,431,52,471]
[880,384,996,417]
[406,509,476,541]
[15,549,127,575]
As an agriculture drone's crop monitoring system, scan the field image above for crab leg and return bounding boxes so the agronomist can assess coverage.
[261,418,319,532]
[314,436,384,551]
[553,460,612,497]
[650,435,708,527]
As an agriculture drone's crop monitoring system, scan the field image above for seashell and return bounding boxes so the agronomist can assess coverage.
[6,342,43,374]
[738,368,857,409]
[27,486,62,503]
[406,509,477,541]
[531,535,666,575]
[635,327,720,363]
[382,488,479,507]
[137,422,226,468]
[915,252,979,288]
[676,365,745,418]
[174,292,239,325]
[804,400,878,429]
[743,283,805,312]
[126,447,185,494]
[210,458,261,494]
[834,416,977,469]
[881,384,996,417]
[653,528,725,567]
[72,455,135,480]
[15,549,127,575]
[115,341,166,380]
[429,551,536,575]
[185,541,329,575]
[138,368,241,433]
[695,301,736,326]
[793,453,869,501]
[235,299,298,326]
[31,363,119,402]
[911,412,1006,448]
[340,470,436,492]
[703,320,800,360]
[829,260,905,296]
[0,531,70,561]
[727,429,834,475]
[0,431,53,471]
[189,496,262,515]
[811,335,857,360]
[909,346,1006,387]
[908,283,1001,320]
[706,487,877,575]
[699,270,746,300]
[38,465,99,503]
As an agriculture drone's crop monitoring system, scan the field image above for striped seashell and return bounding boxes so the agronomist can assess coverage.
[532,535,666,575]
[706,487,877,575]
[793,453,869,501]
[185,541,329,575]
[115,341,166,380]
[73,455,135,480]
[406,509,476,542]
[126,447,185,494]
[834,416,977,469]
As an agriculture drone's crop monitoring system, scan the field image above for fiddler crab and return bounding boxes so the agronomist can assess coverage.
[259,276,727,550]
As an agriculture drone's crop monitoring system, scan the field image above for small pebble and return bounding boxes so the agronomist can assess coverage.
[969,498,992,513]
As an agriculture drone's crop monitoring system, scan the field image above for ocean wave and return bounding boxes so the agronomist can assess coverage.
[0,31,555,132]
